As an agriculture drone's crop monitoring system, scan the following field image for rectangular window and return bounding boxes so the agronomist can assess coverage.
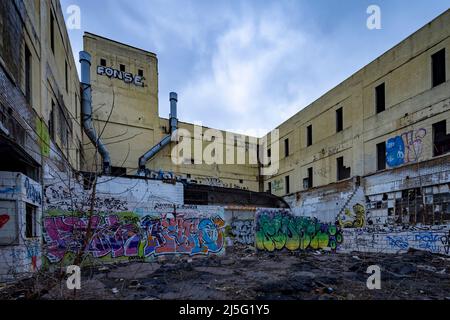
[50,11,55,53]
[100,58,107,67]
[433,120,450,157]
[307,125,312,147]
[49,101,55,140]
[25,44,32,104]
[377,142,386,171]
[120,64,126,72]
[65,60,68,93]
[268,182,272,194]
[375,83,385,114]
[284,138,289,157]
[307,167,313,189]
[285,176,290,194]
[337,157,351,181]
[336,107,343,132]
[432,48,446,87]
[138,69,144,77]
[25,204,36,238]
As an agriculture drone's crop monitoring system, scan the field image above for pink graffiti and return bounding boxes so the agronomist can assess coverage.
[401,128,426,163]
[43,214,225,263]
[0,214,10,229]
[141,214,225,257]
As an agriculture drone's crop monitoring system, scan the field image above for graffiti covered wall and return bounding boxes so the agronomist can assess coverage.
[42,176,225,265]
[255,209,343,252]
[0,172,43,282]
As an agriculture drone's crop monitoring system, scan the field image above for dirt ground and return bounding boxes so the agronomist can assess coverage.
[1,247,450,300]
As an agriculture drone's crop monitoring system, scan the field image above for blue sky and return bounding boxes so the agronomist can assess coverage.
[61,0,449,136]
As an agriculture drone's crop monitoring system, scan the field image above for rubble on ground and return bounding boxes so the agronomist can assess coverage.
[0,247,449,300]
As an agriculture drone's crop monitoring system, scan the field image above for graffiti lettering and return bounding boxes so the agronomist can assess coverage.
[255,209,343,252]
[43,214,225,263]
[231,220,254,245]
[337,203,365,228]
[24,178,42,204]
[386,128,426,167]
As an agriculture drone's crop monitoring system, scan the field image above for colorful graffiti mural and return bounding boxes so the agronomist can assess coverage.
[43,213,225,263]
[386,128,426,167]
[337,203,365,228]
[230,220,254,245]
[255,209,343,252]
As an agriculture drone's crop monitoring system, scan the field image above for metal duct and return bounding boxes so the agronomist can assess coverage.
[79,51,111,174]
[138,92,178,173]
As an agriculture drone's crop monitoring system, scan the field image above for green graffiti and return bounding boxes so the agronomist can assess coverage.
[256,210,343,252]
[36,118,50,157]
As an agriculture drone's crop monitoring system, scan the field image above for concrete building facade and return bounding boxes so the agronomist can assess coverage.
[0,1,449,282]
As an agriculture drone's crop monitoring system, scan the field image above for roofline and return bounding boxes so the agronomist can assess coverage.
[84,32,157,57]
[269,8,450,133]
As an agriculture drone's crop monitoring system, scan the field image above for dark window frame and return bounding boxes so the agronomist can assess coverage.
[285,175,290,194]
[432,48,446,87]
[337,156,351,181]
[24,44,32,105]
[120,64,126,72]
[336,107,343,132]
[284,138,289,157]
[50,10,55,54]
[433,120,450,157]
[25,203,37,238]
[377,142,386,171]
[100,58,107,67]
[307,125,313,147]
[375,83,386,114]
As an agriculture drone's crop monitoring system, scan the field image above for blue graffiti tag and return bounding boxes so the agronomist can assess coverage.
[386,136,405,167]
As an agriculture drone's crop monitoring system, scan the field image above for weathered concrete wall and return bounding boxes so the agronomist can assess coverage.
[0,172,42,283]
[42,175,230,265]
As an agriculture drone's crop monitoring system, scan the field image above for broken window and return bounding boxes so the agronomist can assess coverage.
[25,44,32,104]
[285,176,290,194]
[337,157,351,181]
[284,138,289,157]
[25,203,37,238]
[307,125,312,147]
[377,142,386,171]
[138,69,144,77]
[120,64,126,72]
[100,58,107,67]
[303,167,313,189]
[375,83,385,114]
[433,120,450,157]
[336,107,343,132]
[432,48,446,87]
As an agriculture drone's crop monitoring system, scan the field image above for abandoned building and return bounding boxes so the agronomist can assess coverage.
[0,0,449,283]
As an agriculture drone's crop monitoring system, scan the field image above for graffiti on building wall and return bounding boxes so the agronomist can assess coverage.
[386,128,426,167]
[337,203,365,228]
[43,213,225,263]
[441,231,450,254]
[45,185,128,213]
[255,209,343,252]
[230,220,254,245]
[0,214,10,229]
[24,178,42,204]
